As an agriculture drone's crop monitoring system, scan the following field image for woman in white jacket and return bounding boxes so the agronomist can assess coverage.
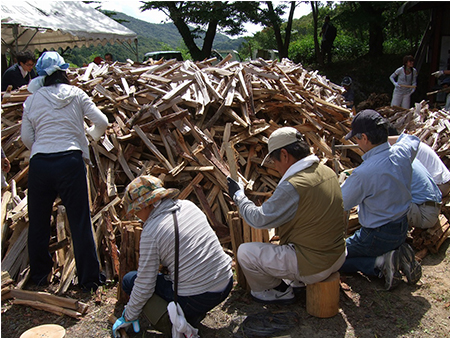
[389,55,418,109]
[21,51,108,291]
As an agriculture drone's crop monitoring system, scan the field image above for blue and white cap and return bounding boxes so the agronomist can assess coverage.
[35,51,69,76]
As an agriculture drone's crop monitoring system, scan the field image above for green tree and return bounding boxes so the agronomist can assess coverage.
[332,2,428,58]
[140,1,260,61]
[256,1,297,60]
[310,1,322,63]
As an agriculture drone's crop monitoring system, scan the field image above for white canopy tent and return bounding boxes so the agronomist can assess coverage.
[1,1,138,60]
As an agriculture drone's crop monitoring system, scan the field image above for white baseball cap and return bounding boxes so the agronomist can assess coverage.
[261,127,303,166]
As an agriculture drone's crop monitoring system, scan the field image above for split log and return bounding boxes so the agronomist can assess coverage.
[10,289,89,315]
[13,299,83,319]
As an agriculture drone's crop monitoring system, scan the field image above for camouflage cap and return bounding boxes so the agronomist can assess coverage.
[122,175,180,218]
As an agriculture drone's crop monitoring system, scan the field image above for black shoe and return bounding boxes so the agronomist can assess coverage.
[381,249,401,291]
[81,273,106,293]
[32,272,52,286]
[399,243,422,284]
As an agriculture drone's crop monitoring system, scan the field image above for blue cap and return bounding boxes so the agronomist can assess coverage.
[36,51,69,76]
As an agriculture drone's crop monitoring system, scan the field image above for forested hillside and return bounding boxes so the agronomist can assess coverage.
[60,2,437,110]
[64,11,245,66]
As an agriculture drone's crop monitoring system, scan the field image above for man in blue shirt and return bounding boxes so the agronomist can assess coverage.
[340,109,422,290]
[387,132,442,230]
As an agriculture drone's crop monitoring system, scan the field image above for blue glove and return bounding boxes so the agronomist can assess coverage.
[394,82,400,89]
[112,309,140,338]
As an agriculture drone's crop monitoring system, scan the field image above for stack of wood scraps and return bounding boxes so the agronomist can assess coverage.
[1,56,449,298]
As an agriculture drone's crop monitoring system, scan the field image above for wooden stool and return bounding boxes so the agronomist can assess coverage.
[20,324,66,338]
[306,271,340,318]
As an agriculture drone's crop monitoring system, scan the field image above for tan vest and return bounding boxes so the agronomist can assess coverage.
[277,162,346,276]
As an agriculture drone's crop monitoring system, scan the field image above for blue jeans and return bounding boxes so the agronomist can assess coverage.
[340,216,408,276]
[27,151,100,288]
[122,271,233,326]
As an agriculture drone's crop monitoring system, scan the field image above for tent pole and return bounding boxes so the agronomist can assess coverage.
[13,25,19,54]
[134,38,138,62]
[22,29,39,52]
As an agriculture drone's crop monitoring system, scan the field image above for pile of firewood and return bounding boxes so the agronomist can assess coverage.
[1,56,449,299]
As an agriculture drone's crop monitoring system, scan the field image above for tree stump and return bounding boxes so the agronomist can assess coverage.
[20,324,65,338]
[306,271,340,318]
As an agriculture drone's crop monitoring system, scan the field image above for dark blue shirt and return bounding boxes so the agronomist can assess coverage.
[1,63,37,91]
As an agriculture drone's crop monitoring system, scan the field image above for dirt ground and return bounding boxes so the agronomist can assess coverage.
[2,236,450,338]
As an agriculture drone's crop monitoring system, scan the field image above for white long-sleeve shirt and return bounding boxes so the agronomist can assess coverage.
[415,142,450,185]
[125,198,232,321]
[389,66,418,96]
[21,83,108,161]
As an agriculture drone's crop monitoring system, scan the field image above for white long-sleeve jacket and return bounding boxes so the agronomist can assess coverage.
[22,83,108,161]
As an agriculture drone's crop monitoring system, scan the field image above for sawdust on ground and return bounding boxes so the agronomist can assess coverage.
[2,238,450,338]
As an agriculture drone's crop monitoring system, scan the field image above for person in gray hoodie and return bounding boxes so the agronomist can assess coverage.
[21,51,108,292]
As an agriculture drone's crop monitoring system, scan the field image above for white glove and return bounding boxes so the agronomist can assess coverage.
[167,302,199,338]
[432,70,444,78]
[394,82,400,88]
[86,125,104,141]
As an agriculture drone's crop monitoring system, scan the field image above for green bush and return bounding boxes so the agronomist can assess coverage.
[383,38,412,55]
[288,34,368,65]
[332,35,368,61]
[288,36,316,65]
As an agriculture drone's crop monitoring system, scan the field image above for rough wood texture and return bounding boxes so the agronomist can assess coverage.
[306,271,340,318]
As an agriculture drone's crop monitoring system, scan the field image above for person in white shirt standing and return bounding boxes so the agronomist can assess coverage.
[21,51,108,291]
[390,55,418,109]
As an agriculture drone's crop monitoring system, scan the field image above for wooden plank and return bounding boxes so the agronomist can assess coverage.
[227,212,247,289]
[91,196,122,224]
[193,184,229,239]
[161,79,194,102]
[1,191,12,256]
[80,63,95,82]
[178,173,204,200]
[133,125,174,172]
[224,142,238,180]
[102,211,120,278]
[111,134,135,181]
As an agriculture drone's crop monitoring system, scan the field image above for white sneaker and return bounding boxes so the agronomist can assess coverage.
[251,286,295,304]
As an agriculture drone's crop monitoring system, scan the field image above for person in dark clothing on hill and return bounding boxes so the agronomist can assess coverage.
[320,15,337,64]
[1,50,37,91]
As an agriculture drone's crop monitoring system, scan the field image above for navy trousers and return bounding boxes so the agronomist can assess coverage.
[27,150,100,288]
[122,271,233,326]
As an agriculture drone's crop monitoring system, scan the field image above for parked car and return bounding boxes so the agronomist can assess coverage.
[143,51,183,62]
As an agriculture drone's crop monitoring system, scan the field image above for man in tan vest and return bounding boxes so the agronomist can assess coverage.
[227,127,346,304]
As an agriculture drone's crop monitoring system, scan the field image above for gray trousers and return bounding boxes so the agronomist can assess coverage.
[237,242,346,292]
[407,202,441,229]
